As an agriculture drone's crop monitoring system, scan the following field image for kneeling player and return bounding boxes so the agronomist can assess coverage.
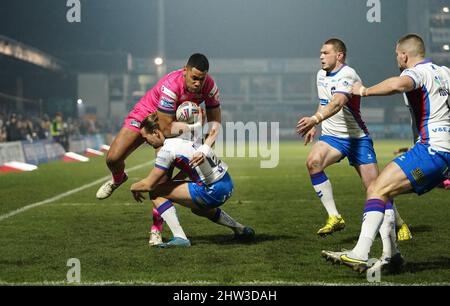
[130,114,255,247]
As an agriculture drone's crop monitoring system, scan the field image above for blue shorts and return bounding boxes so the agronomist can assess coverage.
[188,172,234,209]
[319,135,377,166]
[393,143,450,195]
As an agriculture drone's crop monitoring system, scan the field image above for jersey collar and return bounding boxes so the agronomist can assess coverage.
[414,59,432,67]
[326,64,347,77]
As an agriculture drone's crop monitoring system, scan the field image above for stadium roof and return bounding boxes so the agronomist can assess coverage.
[0,35,65,71]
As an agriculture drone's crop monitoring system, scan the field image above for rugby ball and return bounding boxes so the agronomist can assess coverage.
[176,101,200,124]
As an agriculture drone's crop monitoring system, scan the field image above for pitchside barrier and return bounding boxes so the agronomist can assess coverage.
[0,134,109,166]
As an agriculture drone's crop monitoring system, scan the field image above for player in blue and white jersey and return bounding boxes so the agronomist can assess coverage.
[296,38,410,242]
[130,113,255,248]
[322,34,450,273]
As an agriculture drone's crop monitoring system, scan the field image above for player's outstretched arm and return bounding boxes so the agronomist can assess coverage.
[130,167,167,202]
[204,107,221,147]
[352,76,415,97]
[296,93,348,137]
[157,110,190,138]
[190,107,221,168]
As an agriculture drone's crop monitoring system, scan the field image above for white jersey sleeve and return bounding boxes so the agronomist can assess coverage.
[401,61,450,152]
[155,146,175,170]
[334,75,356,98]
[316,66,368,138]
[400,68,423,90]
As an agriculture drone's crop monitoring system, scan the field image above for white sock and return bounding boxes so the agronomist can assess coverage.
[310,171,339,217]
[379,207,395,259]
[351,199,386,260]
[210,208,245,234]
[158,203,187,240]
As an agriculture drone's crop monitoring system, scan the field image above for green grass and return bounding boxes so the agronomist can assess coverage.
[0,140,449,285]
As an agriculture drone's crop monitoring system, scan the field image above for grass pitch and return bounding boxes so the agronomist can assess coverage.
[0,140,449,285]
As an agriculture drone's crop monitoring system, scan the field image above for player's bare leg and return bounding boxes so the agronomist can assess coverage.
[96,127,144,199]
[306,141,345,236]
[148,147,172,245]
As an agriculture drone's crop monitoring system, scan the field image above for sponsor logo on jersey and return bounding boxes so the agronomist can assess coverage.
[431,127,450,133]
[320,99,329,106]
[157,156,168,163]
[161,85,177,99]
[130,119,141,128]
[438,88,449,96]
[159,97,175,110]
[411,168,426,185]
[317,81,327,88]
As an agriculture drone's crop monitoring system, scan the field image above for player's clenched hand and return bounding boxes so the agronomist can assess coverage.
[296,117,316,137]
[130,183,146,202]
[131,190,145,203]
[189,151,205,167]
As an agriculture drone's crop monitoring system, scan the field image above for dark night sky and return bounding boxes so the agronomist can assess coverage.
[0,0,408,84]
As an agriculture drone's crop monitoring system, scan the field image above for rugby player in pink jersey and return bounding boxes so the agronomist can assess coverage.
[96,53,222,245]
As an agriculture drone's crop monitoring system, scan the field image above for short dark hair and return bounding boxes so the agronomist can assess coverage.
[186,53,209,72]
[324,38,347,59]
[397,33,426,58]
[141,113,160,133]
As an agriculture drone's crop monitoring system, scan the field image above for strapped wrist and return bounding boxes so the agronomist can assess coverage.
[359,86,368,97]
[311,115,320,125]
[198,144,211,156]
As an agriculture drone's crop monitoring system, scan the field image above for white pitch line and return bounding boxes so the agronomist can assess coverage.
[0,160,154,222]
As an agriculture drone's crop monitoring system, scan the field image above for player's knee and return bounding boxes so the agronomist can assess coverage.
[306,157,323,173]
[366,182,377,196]
[367,180,389,199]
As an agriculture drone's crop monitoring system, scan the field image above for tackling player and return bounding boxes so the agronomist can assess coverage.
[96,53,222,245]
[130,113,255,247]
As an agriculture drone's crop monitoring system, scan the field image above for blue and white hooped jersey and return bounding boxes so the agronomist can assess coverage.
[155,138,228,185]
[317,65,369,138]
[401,60,450,153]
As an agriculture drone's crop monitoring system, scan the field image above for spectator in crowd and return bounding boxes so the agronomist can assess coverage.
[5,114,24,141]
[0,108,108,144]
[50,112,68,150]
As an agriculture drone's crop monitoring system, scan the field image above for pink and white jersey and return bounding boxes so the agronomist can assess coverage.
[401,59,450,152]
[136,69,220,115]
[317,65,369,138]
